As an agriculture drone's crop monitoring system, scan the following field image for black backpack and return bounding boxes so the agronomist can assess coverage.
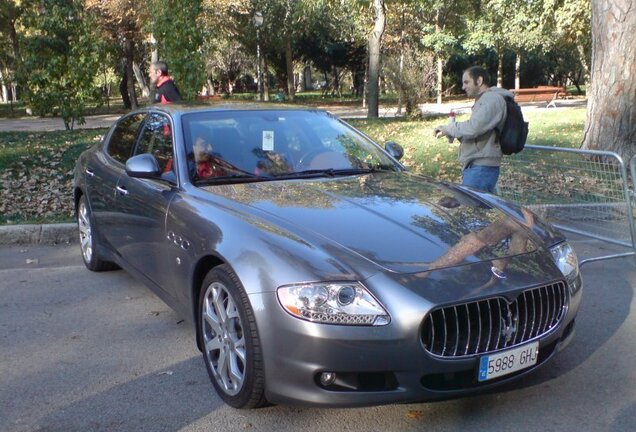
[497,95,529,155]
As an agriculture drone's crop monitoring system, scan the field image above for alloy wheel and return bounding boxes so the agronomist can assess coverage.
[201,281,246,396]
[78,199,93,264]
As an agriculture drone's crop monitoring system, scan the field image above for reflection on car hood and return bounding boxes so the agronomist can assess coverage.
[202,172,539,273]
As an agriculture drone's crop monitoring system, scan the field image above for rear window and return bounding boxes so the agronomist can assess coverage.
[107,113,145,164]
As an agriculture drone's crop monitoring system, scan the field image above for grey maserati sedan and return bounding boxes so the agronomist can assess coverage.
[73,103,582,408]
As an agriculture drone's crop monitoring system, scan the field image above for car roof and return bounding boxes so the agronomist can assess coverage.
[144,102,328,116]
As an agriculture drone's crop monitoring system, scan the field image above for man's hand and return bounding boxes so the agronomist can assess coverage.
[434,125,448,139]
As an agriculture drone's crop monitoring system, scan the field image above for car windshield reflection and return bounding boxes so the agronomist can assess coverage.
[182,110,400,184]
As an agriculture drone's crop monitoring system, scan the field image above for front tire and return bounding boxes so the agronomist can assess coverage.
[77,194,118,272]
[199,265,267,408]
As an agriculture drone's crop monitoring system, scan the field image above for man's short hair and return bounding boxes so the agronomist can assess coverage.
[464,66,490,86]
[152,61,169,75]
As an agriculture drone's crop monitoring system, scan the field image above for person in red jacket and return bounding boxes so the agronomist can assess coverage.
[193,136,226,179]
[149,61,182,104]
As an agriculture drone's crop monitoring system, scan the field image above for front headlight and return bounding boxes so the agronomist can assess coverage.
[277,282,390,326]
[550,242,580,292]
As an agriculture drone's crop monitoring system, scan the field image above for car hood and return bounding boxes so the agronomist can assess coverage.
[202,172,540,273]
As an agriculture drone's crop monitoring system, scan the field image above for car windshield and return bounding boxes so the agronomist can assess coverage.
[181,110,400,184]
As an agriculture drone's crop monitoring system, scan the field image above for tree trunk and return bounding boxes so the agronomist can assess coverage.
[147,34,157,102]
[0,68,7,103]
[397,51,404,113]
[367,0,386,118]
[581,0,636,162]
[133,62,150,98]
[333,66,342,97]
[263,57,270,102]
[435,8,443,105]
[497,50,504,88]
[285,40,295,101]
[397,6,405,114]
[363,64,368,108]
[9,20,20,101]
[124,38,138,109]
[515,53,521,90]
[119,69,131,109]
[303,65,312,90]
[9,21,20,61]
[436,57,443,105]
[150,34,158,64]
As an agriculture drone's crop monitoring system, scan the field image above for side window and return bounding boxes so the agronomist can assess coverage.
[107,113,145,164]
[135,113,174,174]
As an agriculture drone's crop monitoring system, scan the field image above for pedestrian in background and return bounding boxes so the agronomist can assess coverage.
[434,66,513,193]
[149,61,182,104]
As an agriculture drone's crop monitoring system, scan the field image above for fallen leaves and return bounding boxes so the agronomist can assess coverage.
[0,130,102,224]
[0,158,73,220]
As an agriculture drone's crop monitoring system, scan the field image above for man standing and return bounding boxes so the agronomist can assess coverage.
[434,66,513,193]
[149,61,182,104]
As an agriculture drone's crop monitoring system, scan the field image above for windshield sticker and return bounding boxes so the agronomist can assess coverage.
[262,130,274,151]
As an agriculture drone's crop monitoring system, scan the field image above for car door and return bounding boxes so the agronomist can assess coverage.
[111,112,178,292]
[86,113,146,251]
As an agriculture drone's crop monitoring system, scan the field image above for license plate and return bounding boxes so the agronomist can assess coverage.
[478,341,539,382]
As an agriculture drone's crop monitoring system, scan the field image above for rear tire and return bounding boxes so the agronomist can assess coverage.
[77,194,118,272]
[198,265,268,408]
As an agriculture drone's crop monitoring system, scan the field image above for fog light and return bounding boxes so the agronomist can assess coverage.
[320,372,336,386]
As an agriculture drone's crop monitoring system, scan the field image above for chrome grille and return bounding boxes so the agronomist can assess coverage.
[422,282,567,357]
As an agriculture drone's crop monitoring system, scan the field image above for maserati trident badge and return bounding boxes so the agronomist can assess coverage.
[500,306,518,344]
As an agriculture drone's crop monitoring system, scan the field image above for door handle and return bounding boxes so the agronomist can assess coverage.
[116,185,128,196]
[85,168,95,177]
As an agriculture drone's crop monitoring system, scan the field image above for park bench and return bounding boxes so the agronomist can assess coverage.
[511,86,567,108]
[195,94,223,102]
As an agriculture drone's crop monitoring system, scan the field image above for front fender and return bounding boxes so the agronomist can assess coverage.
[165,190,381,329]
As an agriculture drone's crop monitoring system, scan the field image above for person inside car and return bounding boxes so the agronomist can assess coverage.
[193,136,226,179]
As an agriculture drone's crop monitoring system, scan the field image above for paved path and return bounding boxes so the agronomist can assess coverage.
[0,99,587,132]
[0,239,633,432]
[0,113,122,132]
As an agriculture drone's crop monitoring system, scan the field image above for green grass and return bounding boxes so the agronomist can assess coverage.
[351,106,587,183]
[524,107,587,147]
[0,106,587,225]
[566,85,586,96]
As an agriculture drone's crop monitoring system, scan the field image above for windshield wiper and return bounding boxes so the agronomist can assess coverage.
[272,167,390,180]
[194,173,265,185]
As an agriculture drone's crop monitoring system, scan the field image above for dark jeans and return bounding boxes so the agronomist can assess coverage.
[462,165,500,193]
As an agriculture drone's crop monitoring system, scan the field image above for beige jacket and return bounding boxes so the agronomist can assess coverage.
[446,87,513,169]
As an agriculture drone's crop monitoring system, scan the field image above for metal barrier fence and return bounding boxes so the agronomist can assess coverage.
[498,145,636,266]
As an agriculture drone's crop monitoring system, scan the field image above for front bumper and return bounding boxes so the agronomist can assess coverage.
[250,272,582,407]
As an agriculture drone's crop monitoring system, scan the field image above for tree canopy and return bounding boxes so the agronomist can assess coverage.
[4,0,634,160]
[18,0,102,129]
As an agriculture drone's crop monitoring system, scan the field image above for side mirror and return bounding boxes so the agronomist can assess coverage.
[384,141,404,161]
[125,153,161,179]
